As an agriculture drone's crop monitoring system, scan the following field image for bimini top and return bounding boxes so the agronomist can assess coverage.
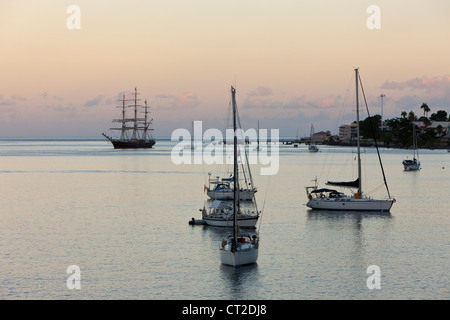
[210,200,233,209]
[310,188,338,194]
[326,178,359,188]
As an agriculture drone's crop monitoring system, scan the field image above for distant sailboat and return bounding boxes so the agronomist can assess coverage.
[305,68,395,212]
[184,121,196,150]
[256,120,260,151]
[220,86,259,267]
[102,88,156,149]
[402,124,420,171]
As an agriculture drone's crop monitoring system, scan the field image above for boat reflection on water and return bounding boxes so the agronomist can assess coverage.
[306,210,392,221]
[305,209,393,252]
[219,262,260,299]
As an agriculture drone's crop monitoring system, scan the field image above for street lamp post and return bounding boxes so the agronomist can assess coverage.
[380,94,385,131]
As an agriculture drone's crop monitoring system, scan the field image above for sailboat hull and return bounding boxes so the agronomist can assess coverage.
[306,198,394,212]
[403,161,420,171]
[207,189,255,201]
[203,216,258,228]
[220,248,258,267]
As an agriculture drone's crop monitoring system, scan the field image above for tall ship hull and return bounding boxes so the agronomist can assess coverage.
[102,134,155,149]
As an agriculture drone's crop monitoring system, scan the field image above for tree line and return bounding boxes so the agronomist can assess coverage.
[358,103,449,149]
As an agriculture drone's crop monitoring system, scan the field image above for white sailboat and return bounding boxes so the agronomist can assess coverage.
[204,97,257,201]
[308,124,319,152]
[220,86,259,267]
[402,124,420,171]
[305,68,395,212]
[200,200,259,228]
[206,174,256,201]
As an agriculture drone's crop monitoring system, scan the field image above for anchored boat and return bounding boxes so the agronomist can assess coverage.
[102,88,155,149]
[220,86,259,267]
[305,69,395,212]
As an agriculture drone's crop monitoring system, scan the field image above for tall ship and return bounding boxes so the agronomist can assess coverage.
[102,88,156,149]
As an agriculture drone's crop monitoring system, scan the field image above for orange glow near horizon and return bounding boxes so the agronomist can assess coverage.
[0,0,449,137]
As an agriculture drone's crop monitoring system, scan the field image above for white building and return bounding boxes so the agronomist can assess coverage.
[339,122,357,141]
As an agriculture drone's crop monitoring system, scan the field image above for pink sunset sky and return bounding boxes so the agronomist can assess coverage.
[0,0,449,138]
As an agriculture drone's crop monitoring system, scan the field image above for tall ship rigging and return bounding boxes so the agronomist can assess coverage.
[102,88,156,149]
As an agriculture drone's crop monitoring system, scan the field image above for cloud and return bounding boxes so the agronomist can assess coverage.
[381,75,450,91]
[242,96,278,109]
[0,94,30,107]
[313,95,341,109]
[243,92,342,112]
[154,91,200,109]
[242,86,279,109]
[12,95,27,101]
[0,99,16,107]
[84,95,105,107]
[282,96,307,109]
[52,95,64,101]
[380,75,450,114]
[248,86,273,97]
[155,94,174,99]
[176,92,200,108]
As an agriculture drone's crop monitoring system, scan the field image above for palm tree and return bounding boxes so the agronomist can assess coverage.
[401,111,407,119]
[420,103,430,117]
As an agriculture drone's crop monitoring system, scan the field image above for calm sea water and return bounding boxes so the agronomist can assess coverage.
[0,139,448,300]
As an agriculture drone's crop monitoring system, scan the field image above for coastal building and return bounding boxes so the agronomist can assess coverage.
[427,121,450,137]
[413,120,450,137]
[311,131,331,143]
[339,122,357,141]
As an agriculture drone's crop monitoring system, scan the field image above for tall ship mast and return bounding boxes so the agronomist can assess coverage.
[102,87,156,149]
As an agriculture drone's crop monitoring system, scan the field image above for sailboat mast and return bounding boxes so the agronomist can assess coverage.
[413,124,419,160]
[355,68,362,196]
[231,86,239,250]
[257,120,260,150]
